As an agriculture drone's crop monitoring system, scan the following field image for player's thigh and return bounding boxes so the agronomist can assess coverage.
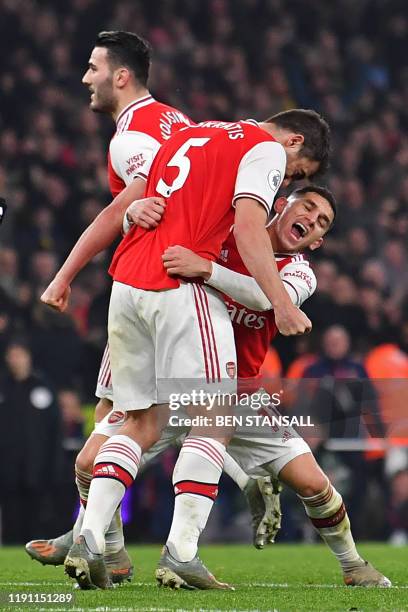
[108,281,156,411]
[118,404,169,452]
[94,397,113,423]
[278,452,328,497]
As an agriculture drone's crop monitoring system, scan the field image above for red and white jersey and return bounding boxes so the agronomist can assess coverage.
[110,121,286,289]
[107,95,193,197]
[219,232,316,378]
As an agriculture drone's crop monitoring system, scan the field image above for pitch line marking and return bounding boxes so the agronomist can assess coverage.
[1,580,406,590]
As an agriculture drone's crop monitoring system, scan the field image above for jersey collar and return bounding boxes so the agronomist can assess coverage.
[116,95,155,125]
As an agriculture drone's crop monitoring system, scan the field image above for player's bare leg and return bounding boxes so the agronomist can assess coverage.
[278,453,391,587]
[65,404,167,589]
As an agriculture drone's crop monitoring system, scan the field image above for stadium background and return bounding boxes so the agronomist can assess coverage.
[0,0,407,548]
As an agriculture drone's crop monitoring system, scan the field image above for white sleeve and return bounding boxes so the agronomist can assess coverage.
[205,259,316,310]
[109,131,160,185]
[233,141,286,214]
[279,260,317,306]
[206,263,271,310]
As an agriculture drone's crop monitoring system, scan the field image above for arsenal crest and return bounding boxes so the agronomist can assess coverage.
[226,361,236,378]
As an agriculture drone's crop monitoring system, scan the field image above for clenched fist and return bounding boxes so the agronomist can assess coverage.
[40,278,71,312]
[124,197,166,231]
[274,301,312,336]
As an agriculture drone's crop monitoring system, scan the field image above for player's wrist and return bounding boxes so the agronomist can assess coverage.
[201,260,213,281]
[270,290,293,310]
[53,269,72,287]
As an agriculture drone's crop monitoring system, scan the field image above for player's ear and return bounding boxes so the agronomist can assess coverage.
[274,197,288,214]
[115,67,130,88]
[309,237,323,251]
[285,133,304,149]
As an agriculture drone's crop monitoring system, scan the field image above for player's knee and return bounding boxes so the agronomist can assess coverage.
[75,447,94,474]
[95,397,113,423]
[297,472,330,498]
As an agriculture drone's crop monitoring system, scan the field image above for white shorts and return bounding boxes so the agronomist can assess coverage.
[95,402,310,478]
[95,343,113,402]
[108,281,237,411]
[227,429,311,479]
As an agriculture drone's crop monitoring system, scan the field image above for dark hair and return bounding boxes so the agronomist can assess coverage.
[6,337,31,353]
[96,31,151,86]
[290,184,337,227]
[266,109,331,176]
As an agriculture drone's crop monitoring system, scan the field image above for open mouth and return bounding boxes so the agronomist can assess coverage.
[290,222,307,240]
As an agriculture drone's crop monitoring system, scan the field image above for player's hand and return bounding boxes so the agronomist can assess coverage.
[40,278,71,312]
[274,301,312,336]
[162,245,212,279]
[125,197,166,230]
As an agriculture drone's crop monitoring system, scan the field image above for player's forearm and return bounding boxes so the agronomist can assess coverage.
[206,263,272,310]
[233,223,290,310]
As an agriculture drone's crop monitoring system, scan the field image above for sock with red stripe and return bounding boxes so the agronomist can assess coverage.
[72,467,92,541]
[299,480,364,571]
[166,436,225,562]
[80,435,141,554]
[73,467,125,554]
[223,452,249,490]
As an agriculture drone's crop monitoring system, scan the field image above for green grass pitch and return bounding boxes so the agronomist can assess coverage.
[0,544,406,611]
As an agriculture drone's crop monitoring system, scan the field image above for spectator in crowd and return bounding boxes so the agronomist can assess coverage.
[0,340,63,543]
[300,326,385,535]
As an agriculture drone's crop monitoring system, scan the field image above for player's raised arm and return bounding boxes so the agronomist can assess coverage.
[41,177,148,311]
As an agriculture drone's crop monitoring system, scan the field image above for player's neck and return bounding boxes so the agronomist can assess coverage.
[113,88,150,122]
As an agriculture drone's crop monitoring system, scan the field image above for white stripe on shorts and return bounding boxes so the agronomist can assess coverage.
[192,284,221,383]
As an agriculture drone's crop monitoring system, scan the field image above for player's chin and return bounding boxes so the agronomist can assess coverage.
[282,234,300,251]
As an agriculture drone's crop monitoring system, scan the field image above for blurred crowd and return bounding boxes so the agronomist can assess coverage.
[0,0,407,544]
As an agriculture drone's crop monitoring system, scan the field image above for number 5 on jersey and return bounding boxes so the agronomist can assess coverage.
[156,137,210,197]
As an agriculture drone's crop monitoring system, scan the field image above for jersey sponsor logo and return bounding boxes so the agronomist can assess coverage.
[107,410,126,424]
[226,301,267,330]
[159,111,192,140]
[226,361,236,378]
[125,152,146,177]
[282,269,313,291]
[267,169,282,192]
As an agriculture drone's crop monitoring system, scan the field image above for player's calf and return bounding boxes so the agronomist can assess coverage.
[280,454,391,587]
